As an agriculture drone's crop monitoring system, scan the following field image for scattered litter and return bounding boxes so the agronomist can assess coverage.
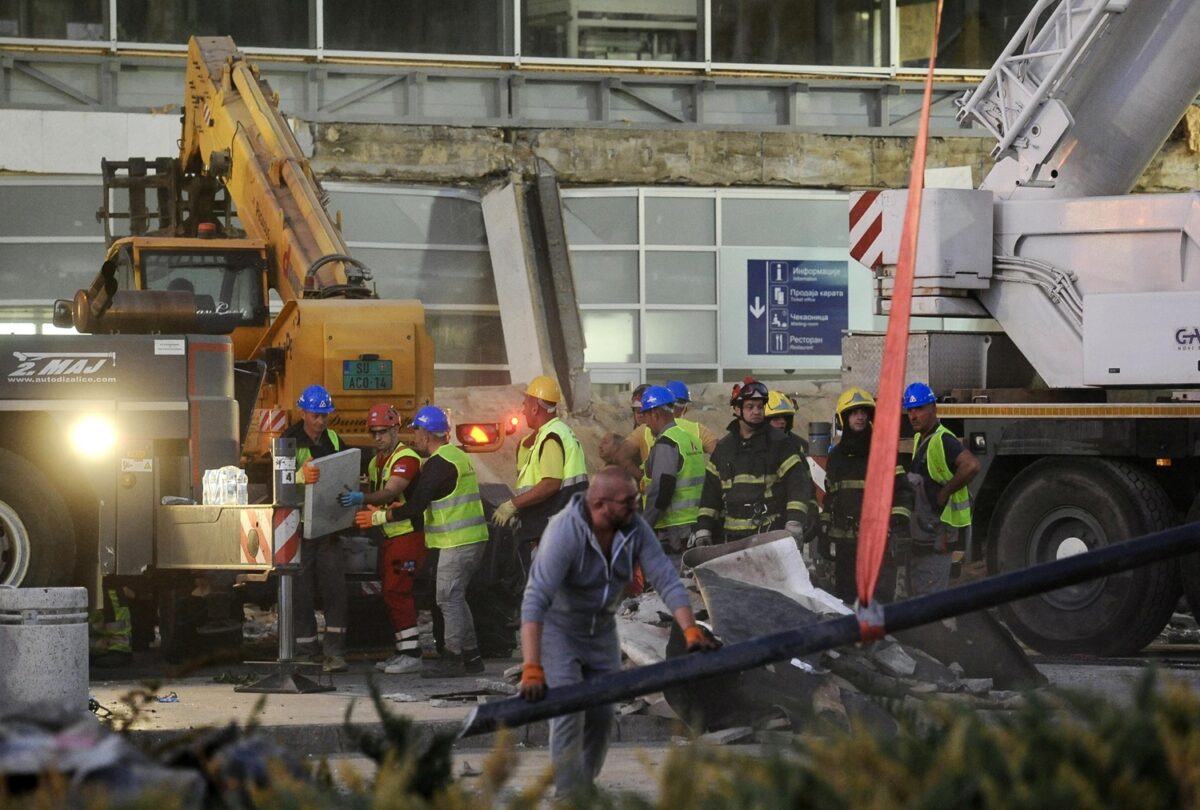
[382,693,419,703]
[429,699,452,709]
[157,692,180,703]
[459,760,481,777]
[617,698,648,716]
[474,679,518,696]
[699,726,754,745]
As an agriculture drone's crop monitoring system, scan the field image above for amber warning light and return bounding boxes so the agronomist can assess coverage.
[506,415,520,435]
[456,422,505,453]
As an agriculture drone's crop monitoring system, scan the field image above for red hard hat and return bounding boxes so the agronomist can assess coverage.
[366,403,400,428]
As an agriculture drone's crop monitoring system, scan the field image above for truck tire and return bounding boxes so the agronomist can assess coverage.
[0,448,76,586]
[987,458,1179,656]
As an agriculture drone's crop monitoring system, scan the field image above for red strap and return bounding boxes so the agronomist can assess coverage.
[856,0,946,608]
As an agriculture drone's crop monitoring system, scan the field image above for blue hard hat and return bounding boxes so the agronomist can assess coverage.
[902,382,937,410]
[664,380,691,403]
[640,385,676,413]
[297,384,335,414]
[412,405,449,435]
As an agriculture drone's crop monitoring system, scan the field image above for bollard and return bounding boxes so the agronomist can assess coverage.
[0,586,89,717]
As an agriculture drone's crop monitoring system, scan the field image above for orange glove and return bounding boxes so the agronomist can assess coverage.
[355,508,387,529]
[302,462,320,484]
[684,624,720,653]
[519,662,546,702]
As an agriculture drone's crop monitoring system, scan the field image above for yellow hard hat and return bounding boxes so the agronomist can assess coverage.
[524,375,561,404]
[764,390,796,418]
[835,387,876,429]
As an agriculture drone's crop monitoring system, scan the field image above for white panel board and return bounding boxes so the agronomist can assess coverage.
[1084,291,1200,386]
[302,448,363,539]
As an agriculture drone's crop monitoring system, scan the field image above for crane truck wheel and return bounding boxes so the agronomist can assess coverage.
[0,448,76,586]
[987,458,1179,656]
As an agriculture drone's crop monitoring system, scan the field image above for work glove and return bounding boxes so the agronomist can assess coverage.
[302,462,320,484]
[338,490,365,507]
[354,507,388,529]
[690,529,713,548]
[519,662,547,702]
[491,499,519,527]
[684,624,721,653]
[785,520,805,541]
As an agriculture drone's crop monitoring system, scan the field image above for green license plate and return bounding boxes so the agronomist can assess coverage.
[342,359,393,390]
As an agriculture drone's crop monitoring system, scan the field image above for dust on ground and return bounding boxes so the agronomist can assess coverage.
[437,380,842,489]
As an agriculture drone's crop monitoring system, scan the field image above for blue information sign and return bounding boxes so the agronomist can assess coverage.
[746,259,848,356]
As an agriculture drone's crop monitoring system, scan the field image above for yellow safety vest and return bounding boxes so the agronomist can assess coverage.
[642,423,705,529]
[913,423,972,528]
[515,417,588,495]
[369,442,421,537]
[425,443,489,550]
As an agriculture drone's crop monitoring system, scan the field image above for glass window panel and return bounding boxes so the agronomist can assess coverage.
[0,0,103,40]
[116,0,311,47]
[328,190,486,245]
[562,196,637,245]
[571,251,639,305]
[582,310,639,364]
[900,0,1038,70]
[523,0,699,61]
[722,198,848,247]
[0,243,100,301]
[645,369,717,386]
[645,310,715,364]
[711,0,888,68]
[426,311,507,365]
[324,0,512,55]
[645,251,715,305]
[645,197,714,246]
[436,368,512,386]
[0,185,102,237]
[351,247,496,305]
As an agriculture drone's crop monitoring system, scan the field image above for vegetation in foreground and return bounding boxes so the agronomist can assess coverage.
[5,670,1200,808]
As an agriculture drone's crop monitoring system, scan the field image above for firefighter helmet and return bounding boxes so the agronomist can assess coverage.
[730,377,769,406]
[765,390,796,418]
[297,384,334,414]
[835,387,876,429]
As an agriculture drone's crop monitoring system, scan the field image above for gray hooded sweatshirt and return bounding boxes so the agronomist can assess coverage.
[521,492,691,637]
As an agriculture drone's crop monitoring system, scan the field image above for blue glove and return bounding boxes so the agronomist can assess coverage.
[338,490,365,507]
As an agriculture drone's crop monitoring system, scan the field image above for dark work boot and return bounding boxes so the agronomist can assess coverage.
[463,649,485,674]
[421,652,469,679]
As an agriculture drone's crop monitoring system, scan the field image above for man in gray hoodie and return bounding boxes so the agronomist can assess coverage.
[518,466,719,797]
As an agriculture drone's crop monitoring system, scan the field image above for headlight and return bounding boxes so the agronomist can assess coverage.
[68,414,117,459]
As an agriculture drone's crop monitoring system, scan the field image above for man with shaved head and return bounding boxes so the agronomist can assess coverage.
[518,466,718,797]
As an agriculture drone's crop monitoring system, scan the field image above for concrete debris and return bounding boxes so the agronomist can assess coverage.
[617,618,671,666]
[620,593,671,624]
[474,679,519,696]
[383,693,420,703]
[617,699,649,716]
[502,664,522,682]
[657,534,1046,735]
[699,726,755,745]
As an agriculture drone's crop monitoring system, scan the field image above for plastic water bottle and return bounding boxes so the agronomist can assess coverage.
[221,466,237,505]
[203,469,217,505]
[236,470,249,505]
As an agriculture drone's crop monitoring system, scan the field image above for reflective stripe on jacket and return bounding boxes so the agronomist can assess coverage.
[642,423,705,529]
[370,443,421,537]
[913,423,972,528]
[425,443,489,549]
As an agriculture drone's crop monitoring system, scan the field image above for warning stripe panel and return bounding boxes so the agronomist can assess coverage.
[939,404,1200,418]
[849,189,883,269]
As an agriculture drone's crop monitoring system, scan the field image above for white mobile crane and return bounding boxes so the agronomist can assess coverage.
[847,0,1200,655]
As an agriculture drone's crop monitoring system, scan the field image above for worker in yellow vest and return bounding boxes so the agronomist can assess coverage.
[492,376,588,564]
[639,385,706,566]
[664,380,718,454]
[357,405,489,678]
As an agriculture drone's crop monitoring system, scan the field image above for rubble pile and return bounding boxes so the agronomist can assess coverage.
[611,533,1044,740]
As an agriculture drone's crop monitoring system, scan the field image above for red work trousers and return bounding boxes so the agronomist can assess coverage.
[380,530,428,632]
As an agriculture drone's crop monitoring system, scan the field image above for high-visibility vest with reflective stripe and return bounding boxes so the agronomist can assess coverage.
[677,418,702,446]
[642,423,705,529]
[913,423,972,528]
[425,443,489,549]
[369,443,420,537]
[515,417,588,495]
[295,429,341,505]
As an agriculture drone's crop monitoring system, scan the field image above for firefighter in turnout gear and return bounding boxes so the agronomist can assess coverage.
[819,387,913,603]
[639,385,706,565]
[339,403,427,674]
[695,378,813,546]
